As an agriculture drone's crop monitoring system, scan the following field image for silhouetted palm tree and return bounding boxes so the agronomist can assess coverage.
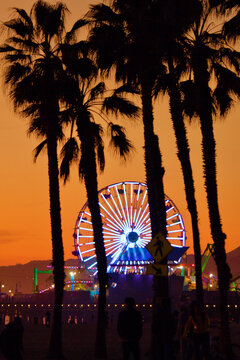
[86,1,201,358]
[59,40,139,358]
[154,55,204,303]
[0,1,69,357]
[179,1,240,357]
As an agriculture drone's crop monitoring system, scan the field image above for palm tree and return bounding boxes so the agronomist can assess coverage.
[154,55,204,304]
[0,1,69,357]
[179,1,240,357]
[59,40,139,358]
[85,1,202,358]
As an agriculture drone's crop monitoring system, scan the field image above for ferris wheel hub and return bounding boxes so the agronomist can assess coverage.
[127,231,139,243]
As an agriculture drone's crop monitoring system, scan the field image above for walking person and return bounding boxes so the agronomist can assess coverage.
[117,297,143,360]
[183,301,210,360]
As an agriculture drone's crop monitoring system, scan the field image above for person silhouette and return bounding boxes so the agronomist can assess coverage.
[0,317,24,360]
[117,297,142,360]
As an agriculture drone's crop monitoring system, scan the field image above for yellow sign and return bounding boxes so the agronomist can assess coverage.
[146,263,168,276]
[146,232,173,263]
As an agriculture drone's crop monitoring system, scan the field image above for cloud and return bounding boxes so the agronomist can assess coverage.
[0,230,26,244]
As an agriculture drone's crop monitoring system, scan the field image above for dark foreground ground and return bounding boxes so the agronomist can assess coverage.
[0,320,240,360]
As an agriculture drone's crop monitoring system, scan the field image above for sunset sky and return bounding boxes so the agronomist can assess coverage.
[0,0,239,267]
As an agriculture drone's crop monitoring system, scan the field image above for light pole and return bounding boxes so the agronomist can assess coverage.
[69,272,76,291]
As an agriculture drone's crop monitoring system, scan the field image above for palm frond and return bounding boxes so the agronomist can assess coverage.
[153,73,171,98]
[4,53,30,63]
[89,82,106,101]
[213,86,233,116]
[4,63,31,85]
[32,0,68,38]
[4,18,32,37]
[87,4,120,24]
[218,47,240,73]
[33,139,47,162]
[102,95,139,119]
[180,80,198,119]
[97,142,105,172]
[65,19,87,43]
[0,44,19,53]
[60,137,79,183]
[13,8,33,30]
[27,115,46,136]
[213,63,240,97]
[108,123,133,160]
[223,11,240,42]
[7,37,38,52]
[113,83,140,96]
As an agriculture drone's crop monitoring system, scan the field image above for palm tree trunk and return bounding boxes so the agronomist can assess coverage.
[141,79,170,360]
[193,56,232,359]
[80,126,107,359]
[167,58,203,304]
[46,131,65,359]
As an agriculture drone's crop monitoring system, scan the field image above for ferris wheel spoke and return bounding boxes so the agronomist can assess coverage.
[80,219,92,225]
[79,227,93,232]
[99,202,125,230]
[135,204,149,229]
[137,222,151,233]
[102,220,121,233]
[166,206,174,213]
[103,230,121,237]
[78,235,94,238]
[101,193,126,229]
[84,211,92,217]
[136,183,141,201]
[88,261,97,269]
[104,239,123,247]
[106,245,122,257]
[81,248,96,255]
[135,205,149,231]
[166,221,181,228]
[102,225,120,234]
[123,183,131,227]
[130,184,133,224]
[114,185,129,226]
[109,192,126,226]
[140,189,148,206]
[167,236,184,241]
[105,243,122,257]
[134,205,143,230]
[166,213,179,221]
[84,254,97,262]
[133,208,137,224]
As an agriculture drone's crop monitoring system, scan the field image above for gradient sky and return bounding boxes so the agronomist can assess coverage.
[0,0,239,266]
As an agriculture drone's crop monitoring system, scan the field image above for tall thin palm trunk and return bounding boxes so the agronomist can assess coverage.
[167,58,203,304]
[192,53,232,359]
[141,78,170,360]
[46,130,65,359]
[80,124,107,359]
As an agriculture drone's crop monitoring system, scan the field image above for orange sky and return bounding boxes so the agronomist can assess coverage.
[0,0,239,266]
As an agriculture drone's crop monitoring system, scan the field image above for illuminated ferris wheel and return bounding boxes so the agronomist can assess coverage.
[73,181,186,274]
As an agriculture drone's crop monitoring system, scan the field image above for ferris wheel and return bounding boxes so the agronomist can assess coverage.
[73,181,186,274]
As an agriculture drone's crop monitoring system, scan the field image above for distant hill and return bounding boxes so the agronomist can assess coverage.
[0,259,80,294]
[183,246,240,277]
[0,247,239,294]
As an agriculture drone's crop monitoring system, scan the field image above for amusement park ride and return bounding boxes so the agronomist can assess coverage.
[34,181,237,294]
[73,181,187,275]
